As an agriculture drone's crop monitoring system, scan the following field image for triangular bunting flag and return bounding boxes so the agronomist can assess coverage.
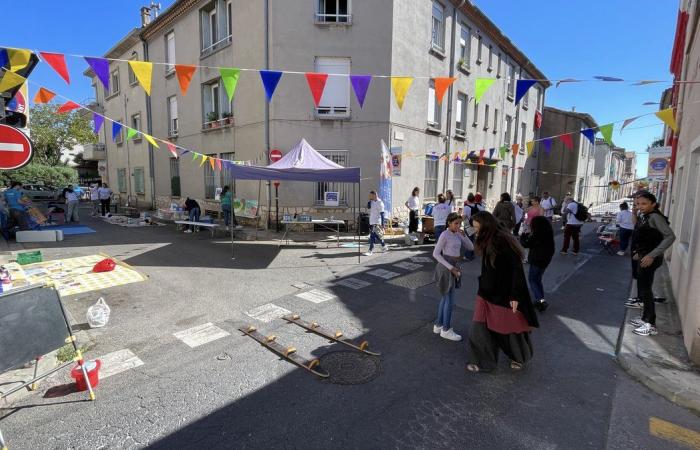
[126,128,139,140]
[559,134,573,150]
[39,52,70,84]
[128,60,153,95]
[260,70,283,101]
[434,77,456,105]
[144,134,159,148]
[209,157,215,170]
[85,57,110,91]
[220,68,241,102]
[167,142,178,158]
[7,48,31,72]
[599,123,614,144]
[57,101,80,114]
[350,75,372,108]
[543,138,552,155]
[474,78,496,104]
[594,76,624,82]
[488,148,495,159]
[479,149,486,159]
[620,116,640,133]
[0,71,26,93]
[631,80,663,86]
[192,152,198,161]
[199,155,208,167]
[468,151,475,158]
[581,128,596,145]
[216,158,222,171]
[655,108,678,132]
[175,64,196,95]
[515,79,537,106]
[33,87,55,104]
[555,78,582,88]
[0,49,7,69]
[391,77,413,110]
[112,122,122,142]
[93,113,104,134]
[305,72,329,107]
[499,146,507,159]
[511,144,519,157]
[526,141,535,156]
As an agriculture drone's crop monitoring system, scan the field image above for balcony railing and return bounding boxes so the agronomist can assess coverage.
[315,13,352,24]
[83,143,106,161]
[200,35,232,58]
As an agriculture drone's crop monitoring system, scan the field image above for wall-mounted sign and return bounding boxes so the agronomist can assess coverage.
[390,147,402,176]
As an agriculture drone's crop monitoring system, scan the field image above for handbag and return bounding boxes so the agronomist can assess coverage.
[373,224,385,239]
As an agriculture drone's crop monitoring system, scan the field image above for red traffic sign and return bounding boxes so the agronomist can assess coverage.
[0,124,33,170]
[269,149,282,163]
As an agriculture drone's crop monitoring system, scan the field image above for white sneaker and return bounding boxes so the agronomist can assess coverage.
[382,245,389,252]
[629,317,645,327]
[617,251,625,256]
[633,323,658,336]
[184,229,192,233]
[234,225,244,230]
[433,325,442,334]
[363,251,373,256]
[440,328,462,341]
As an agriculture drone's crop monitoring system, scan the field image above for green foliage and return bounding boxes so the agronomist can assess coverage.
[0,163,78,187]
[56,344,88,363]
[29,104,96,165]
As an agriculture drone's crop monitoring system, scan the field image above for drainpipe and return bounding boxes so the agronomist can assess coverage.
[265,0,271,229]
[141,35,156,210]
[442,0,466,193]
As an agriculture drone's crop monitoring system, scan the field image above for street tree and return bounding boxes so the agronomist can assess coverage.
[28,104,96,165]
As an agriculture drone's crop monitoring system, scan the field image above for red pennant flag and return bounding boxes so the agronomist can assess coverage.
[559,134,574,150]
[166,142,178,158]
[216,158,222,171]
[57,101,80,114]
[39,52,70,84]
[305,72,329,107]
[479,149,486,159]
[175,64,197,96]
[434,77,457,105]
[33,87,56,104]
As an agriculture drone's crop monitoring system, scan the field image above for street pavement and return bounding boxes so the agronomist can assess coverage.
[1,211,699,449]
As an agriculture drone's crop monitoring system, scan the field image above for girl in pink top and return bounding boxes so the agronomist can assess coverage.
[525,196,545,225]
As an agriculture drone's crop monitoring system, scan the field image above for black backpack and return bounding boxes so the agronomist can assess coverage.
[573,202,589,222]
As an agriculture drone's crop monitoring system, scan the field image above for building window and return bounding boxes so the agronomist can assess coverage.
[424,157,439,201]
[453,163,465,198]
[456,92,467,133]
[128,52,138,86]
[472,102,478,127]
[204,156,218,199]
[167,96,178,136]
[134,167,145,194]
[496,52,502,78]
[523,86,529,109]
[427,79,441,128]
[493,108,499,134]
[459,25,471,68]
[109,68,120,96]
[431,1,445,51]
[202,78,232,125]
[317,0,350,23]
[219,152,235,188]
[487,45,493,71]
[165,31,176,74]
[315,57,350,117]
[483,104,490,130]
[117,168,127,193]
[507,64,516,99]
[476,34,483,63]
[131,113,142,141]
[114,118,124,144]
[535,87,543,111]
[500,165,509,194]
[680,151,699,245]
[520,122,527,153]
[504,114,513,145]
[201,2,218,53]
[226,0,233,37]
[316,151,349,205]
[170,158,181,197]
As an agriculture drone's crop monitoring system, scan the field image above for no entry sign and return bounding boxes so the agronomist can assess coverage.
[0,124,33,170]
[269,149,282,163]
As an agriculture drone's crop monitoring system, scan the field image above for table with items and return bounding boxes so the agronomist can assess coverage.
[279,215,346,247]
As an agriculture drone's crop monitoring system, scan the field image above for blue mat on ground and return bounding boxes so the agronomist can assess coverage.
[43,225,96,235]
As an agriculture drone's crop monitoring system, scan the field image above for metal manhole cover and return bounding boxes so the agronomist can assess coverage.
[318,351,381,385]
[387,270,435,290]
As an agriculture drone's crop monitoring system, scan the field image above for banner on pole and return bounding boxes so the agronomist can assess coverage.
[379,140,393,214]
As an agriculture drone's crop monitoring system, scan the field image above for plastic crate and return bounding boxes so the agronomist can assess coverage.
[16,250,43,265]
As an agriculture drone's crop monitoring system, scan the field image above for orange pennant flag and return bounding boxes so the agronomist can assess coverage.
[175,64,197,96]
[511,143,519,157]
[33,87,56,104]
[434,77,457,105]
[209,157,215,170]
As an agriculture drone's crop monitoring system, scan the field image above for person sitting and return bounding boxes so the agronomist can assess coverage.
[184,197,201,233]
[4,182,30,231]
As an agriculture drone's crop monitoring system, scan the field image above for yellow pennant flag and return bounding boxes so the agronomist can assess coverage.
[199,155,208,167]
[144,134,159,148]
[128,60,153,95]
[655,108,678,132]
[391,77,414,110]
[0,71,26,93]
[526,141,535,156]
[7,48,32,72]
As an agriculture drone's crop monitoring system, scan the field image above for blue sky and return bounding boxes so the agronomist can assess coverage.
[3,1,678,177]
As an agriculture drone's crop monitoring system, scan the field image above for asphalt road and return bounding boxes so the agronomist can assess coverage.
[1,211,699,449]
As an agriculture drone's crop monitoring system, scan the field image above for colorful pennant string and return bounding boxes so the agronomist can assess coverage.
[56,101,80,114]
[350,75,372,108]
[434,77,457,105]
[6,48,31,72]
[128,60,153,95]
[260,70,283,101]
[581,128,596,145]
[33,87,55,104]
[599,123,614,145]
[305,72,329,107]
[556,78,582,88]
[93,113,104,134]
[167,142,178,158]
[112,122,122,142]
[175,64,196,95]
[391,77,413,110]
[559,134,573,150]
[0,71,26,92]
[474,78,496,104]
[39,52,70,84]
[511,144,519,157]
[526,141,535,156]
[542,138,553,155]
[126,128,138,140]
[594,76,624,82]
[84,57,110,91]
[515,79,537,106]
[144,134,159,148]
[220,68,241,102]
[620,116,640,133]
[655,108,678,132]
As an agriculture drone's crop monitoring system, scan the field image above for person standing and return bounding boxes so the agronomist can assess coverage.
[525,196,544,226]
[560,198,583,255]
[521,216,555,312]
[64,185,80,223]
[560,194,572,230]
[627,193,675,337]
[493,192,516,232]
[184,197,201,233]
[405,187,421,238]
[89,184,100,216]
[462,193,479,260]
[365,190,388,256]
[432,193,451,243]
[474,193,486,212]
[98,183,113,217]
[466,212,539,373]
[445,190,457,212]
[616,201,634,256]
[433,212,473,341]
[4,182,30,230]
[513,194,525,236]
[220,186,234,228]
[540,191,557,223]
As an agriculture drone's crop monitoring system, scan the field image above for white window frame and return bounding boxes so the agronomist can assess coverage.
[431,1,445,52]
[520,122,527,154]
[455,92,467,134]
[453,162,465,198]
[424,157,439,201]
[427,79,441,128]
[134,167,145,195]
[508,64,516,99]
[316,0,351,24]
[459,24,471,69]
[315,57,350,118]
[316,150,350,205]
[504,114,513,145]
[128,52,138,86]
[226,0,233,37]
[165,31,176,74]
[109,68,120,97]
[202,78,232,126]
[131,113,142,142]
[167,95,178,137]
[680,150,699,246]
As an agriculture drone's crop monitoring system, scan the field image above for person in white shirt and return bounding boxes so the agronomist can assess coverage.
[97,183,113,217]
[432,193,452,243]
[405,186,421,236]
[616,201,634,256]
[89,184,100,216]
[365,190,388,256]
[63,185,80,223]
[560,199,583,255]
[560,194,572,229]
[540,191,557,223]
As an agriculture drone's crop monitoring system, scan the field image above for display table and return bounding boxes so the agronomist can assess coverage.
[279,219,346,247]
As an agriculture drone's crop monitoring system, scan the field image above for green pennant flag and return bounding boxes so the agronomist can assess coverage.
[499,145,508,159]
[126,128,138,140]
[599,123,614,145]
[220,68,241,102]
[192,152,199,161]
[475,78,496,104]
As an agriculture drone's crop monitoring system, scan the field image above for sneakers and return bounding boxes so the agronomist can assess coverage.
[624,298,643,309]
[629,317,646,327]
[184,229,193,233]
[535,299,549,312]
[560,251,568,255]
[633,323,658,336]
[433,325,442,334]
[440,328,462,341]
[382,245,389,252]
[616,251,625,256]
[363,251,373,256]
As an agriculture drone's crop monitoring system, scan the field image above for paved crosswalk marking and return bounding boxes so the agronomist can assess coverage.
[291,281,313,289]
[410,256,433,263]
[295,289,336,304]
[98,349,144,379]
[245,303,291,323]
[393,261,423,271]
[649,417,700,448]
[173,323,231,348]
[367,268,401,279]
[336,278,372,289]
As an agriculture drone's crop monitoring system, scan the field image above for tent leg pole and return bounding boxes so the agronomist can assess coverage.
[230,179,235,260]
[358,179,361,264]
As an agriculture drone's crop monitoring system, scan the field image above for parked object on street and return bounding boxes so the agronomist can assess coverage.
[86,298,110,328]
[92,259,116,273]
[15,229,64,243]
[71,359,101,391]
[19,184,60,201]
[283,314,381,356]
[16,251,42,265]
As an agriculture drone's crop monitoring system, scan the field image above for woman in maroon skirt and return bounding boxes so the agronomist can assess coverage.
[467,212,539,372]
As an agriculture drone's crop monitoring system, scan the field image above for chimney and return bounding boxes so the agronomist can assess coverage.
[571,106,576,112]
[140,6,152,27]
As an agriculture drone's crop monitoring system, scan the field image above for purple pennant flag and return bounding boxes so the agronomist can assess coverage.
[93,113,104,134]
[259,70,283,101]
[0,49,8,69]
[488,148,495,159]
[112,122,122,142]
[515,79,537,106]
[350,75,372,108]
[85,57,110,91]
[543,138,552,155]
[594,76,624,82]
[581,128,596,145]
[468,150,475,158]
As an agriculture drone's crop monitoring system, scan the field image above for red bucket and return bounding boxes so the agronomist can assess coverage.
[71,359,101,391]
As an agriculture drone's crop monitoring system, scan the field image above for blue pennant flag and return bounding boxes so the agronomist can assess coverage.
[259,70,283,101]
[581,128,596,145]
[515,79,537,106]
[112,122,122,142]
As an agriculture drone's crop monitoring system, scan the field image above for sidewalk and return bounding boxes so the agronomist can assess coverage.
[616,262,700,414]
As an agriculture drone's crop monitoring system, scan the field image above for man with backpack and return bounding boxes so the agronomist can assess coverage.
[560,198,589,256]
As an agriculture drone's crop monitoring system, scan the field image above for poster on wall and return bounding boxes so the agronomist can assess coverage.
[647,146,672,181]
[324,191,339,207]
[391,147,402,176]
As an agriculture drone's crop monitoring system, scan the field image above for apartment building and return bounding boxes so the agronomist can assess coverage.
[84,0,548,217]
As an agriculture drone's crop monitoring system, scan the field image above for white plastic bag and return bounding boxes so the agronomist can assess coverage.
[86,297,111,328]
